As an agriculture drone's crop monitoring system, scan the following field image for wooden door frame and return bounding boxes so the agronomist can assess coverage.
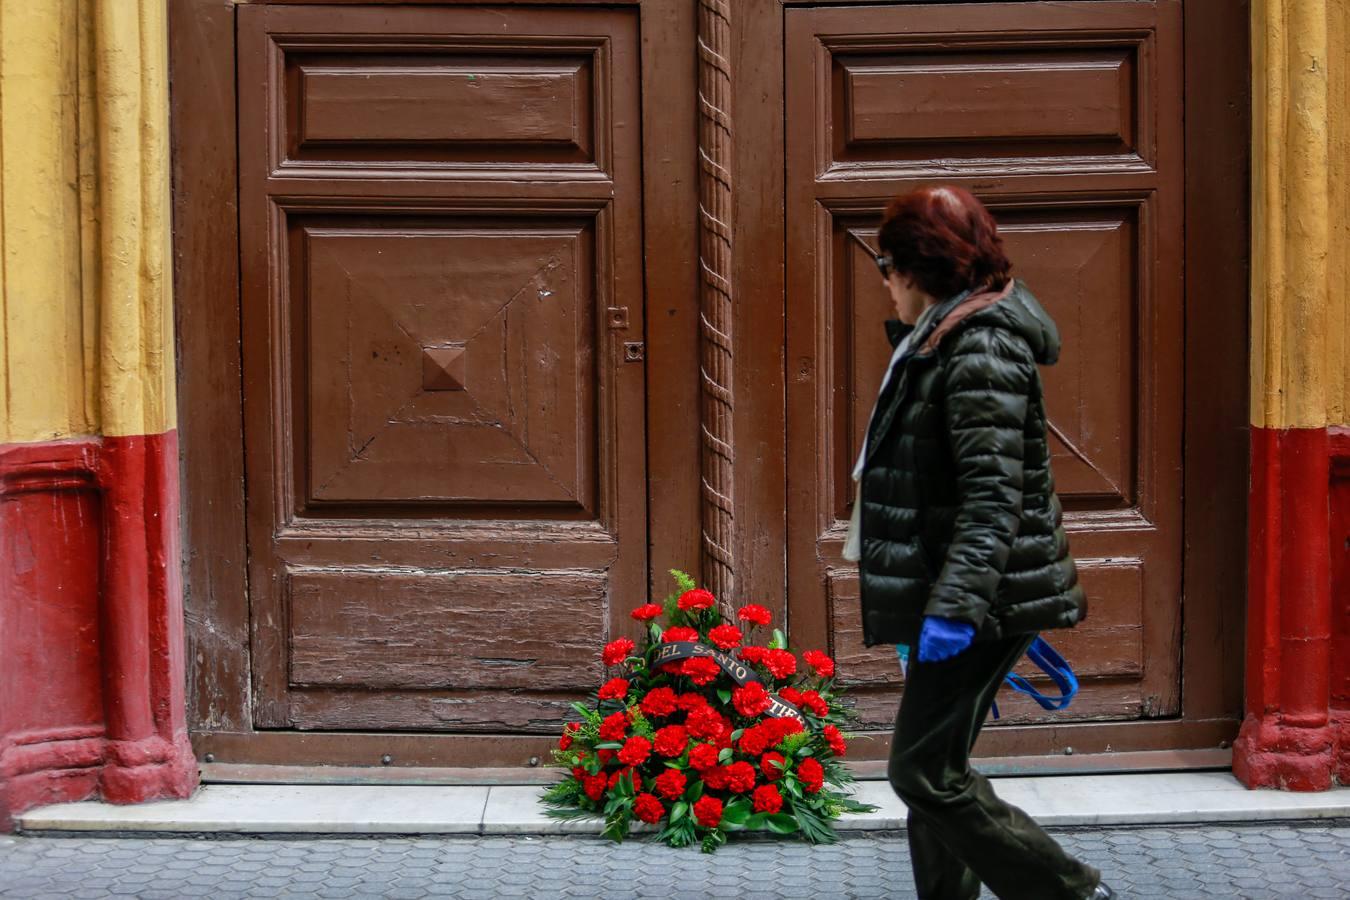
[740,0,1248,760]
[171,0,701,766]
[172,0,1247,768]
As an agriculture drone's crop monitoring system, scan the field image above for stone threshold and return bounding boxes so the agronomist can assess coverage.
[17,772,1350,836]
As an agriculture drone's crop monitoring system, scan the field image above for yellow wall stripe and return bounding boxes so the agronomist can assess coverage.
[1251,0,1350,430]
[0,0,174,445]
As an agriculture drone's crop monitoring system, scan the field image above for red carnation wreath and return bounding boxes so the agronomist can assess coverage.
[542,570,876,852]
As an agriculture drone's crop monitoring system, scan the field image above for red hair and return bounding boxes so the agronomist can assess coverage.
[877,186,1011,299]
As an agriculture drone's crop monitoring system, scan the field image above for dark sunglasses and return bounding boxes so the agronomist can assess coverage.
[874,253,895,279]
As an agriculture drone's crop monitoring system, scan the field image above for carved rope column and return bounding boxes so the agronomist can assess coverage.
[697,0,736,600]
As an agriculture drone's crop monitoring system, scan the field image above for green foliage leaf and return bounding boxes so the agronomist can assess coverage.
[765,813,800,835]
[670,801,688,823]
[602,808,631,844]
[570,702,602,725]
[791,803,839,844]
[670,569,698,593]
[717,689,733,705]
[720,799,751,828]
[594,741,623,750]
[687,779,705,802]
[770,628,787,650]
[717,747,734,764]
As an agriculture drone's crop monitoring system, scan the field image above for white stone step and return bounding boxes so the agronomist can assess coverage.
[18,772,1350,836]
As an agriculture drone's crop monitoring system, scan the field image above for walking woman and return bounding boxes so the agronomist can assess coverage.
[844,186,1113,900]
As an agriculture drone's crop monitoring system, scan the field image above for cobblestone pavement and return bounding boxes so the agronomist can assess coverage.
[2,823,1348,899]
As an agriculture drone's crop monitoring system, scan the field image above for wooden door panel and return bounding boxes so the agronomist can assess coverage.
[238,5,644,732]
[817,16,1155,177]
[298,218,597,511]
[786,2,1183,729]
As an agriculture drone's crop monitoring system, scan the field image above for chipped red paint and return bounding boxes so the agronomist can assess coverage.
[1234,427,1336,791]
[0,433,196,831]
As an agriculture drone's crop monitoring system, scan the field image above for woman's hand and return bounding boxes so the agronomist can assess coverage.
[916,616,976,663]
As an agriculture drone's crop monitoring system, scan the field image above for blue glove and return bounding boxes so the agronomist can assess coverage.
[916,616,976,663]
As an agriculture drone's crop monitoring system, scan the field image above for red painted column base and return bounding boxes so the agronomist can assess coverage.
[1233,713,1335,791]
[1234,426,1339,790]
[0,435,198,830]
[101,736,198,805]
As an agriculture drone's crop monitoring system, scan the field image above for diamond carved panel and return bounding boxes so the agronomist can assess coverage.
[297,218,597,513]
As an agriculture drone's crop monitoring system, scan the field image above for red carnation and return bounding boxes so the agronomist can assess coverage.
[653,769,687,800]
[662,626,700,644]
[707,624,743,650]
[633,792,665,824]
[688,742,720,772]
[752,784,783,814]
[803,650,836,678]
[583,773,608,802]
[598,677,630,701]
[676,692,709,713]
[736,604,772,626]
[724,761,757,794]
[693,796,724,828]
[778,686,804,706]
[618,735,652,767]
[703,765,730,790]
[799,690,829,718]
[597,749,615,765]
[732,682,772,718]
[824,724,847,757]
[738,725,770,757]
[738,646,768,666]
[762,717,803,746]
[687,706,727,741]
[608,767,642,791]
[798,757,825,794]
[559,733,573,751]
[599,710,629,742]
[715,723,736,750]
[765,649,798,680]
[678,589,716,612]
[602,637,635,667]
[631,603,664,621]
[641,686,679,718]
[653,725,690,758]
[760,751,787,781]
[681,656,721,686]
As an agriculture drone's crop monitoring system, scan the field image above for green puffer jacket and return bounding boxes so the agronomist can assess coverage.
[858,279,1087,647]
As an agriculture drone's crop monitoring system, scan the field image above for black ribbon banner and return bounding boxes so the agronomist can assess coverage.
[653,641,806,726]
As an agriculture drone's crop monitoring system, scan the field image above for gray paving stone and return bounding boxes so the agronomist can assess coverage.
[1,824,1348,898]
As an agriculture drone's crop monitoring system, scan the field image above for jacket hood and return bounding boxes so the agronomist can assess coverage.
[927,279,1061,366]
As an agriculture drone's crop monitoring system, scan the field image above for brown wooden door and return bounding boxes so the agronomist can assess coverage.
[785,2,1185,730]
[237,5,647,731]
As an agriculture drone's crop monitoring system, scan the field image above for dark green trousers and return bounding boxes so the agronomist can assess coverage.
[887,634,1101,900]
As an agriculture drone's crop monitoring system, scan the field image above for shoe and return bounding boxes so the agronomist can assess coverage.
[1089,884,1116,899]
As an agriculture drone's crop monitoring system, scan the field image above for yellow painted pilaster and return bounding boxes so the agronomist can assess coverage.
[0,0,175,446]
[1332,1,1350,424]
[1252,0,1350,430]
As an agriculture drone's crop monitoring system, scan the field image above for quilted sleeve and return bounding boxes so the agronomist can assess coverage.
[925,327,1034,627]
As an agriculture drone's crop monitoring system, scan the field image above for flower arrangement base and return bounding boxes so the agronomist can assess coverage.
[541,571,877,853]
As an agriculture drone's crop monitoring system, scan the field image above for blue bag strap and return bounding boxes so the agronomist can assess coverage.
[990,637,1078,721]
